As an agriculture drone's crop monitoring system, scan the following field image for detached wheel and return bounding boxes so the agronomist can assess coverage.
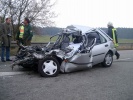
[102,52,113,67]
[38,57,60,77]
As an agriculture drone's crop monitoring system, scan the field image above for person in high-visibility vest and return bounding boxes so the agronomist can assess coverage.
[16,18,33,46]
[107,22,120,59]
[17,24,24,46]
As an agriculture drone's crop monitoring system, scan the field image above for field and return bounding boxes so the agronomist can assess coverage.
[118,39,133,43]
[32,35,133,43]
[31,35,57,42]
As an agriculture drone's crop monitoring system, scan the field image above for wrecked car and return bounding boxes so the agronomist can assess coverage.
[38,26,116,77]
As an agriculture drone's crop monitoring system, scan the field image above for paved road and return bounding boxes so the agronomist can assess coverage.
[0,50,133,100]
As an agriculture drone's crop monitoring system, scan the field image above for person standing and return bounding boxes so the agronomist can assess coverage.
[16,18,33,46]
[107,22,120,59]
[16,23,24,46]
[0,17,12,62]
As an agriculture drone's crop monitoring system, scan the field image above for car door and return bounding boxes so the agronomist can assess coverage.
[87,31,108,65]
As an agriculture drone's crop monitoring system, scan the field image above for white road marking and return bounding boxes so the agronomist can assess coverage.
[114,58,132,62]
[0,72,26,77]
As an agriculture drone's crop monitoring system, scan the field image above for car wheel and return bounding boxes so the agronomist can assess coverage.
[102,52,113,67]
[38,57,60,77]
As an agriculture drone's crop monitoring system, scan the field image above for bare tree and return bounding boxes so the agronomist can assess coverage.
[0,0,56,40]
[0,0,9,23]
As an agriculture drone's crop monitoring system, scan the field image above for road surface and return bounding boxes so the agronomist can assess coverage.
[0,50,133,100]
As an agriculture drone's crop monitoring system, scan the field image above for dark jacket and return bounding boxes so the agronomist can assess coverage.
[107,26,118,44]
[0,23,3,42]
[16,24,33,41]
[107,26,114,39]
[0,23,12,47]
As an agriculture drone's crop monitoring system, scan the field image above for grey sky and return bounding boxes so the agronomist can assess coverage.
[53,0,133,28]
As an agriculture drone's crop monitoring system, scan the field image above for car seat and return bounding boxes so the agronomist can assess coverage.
[87,35,95,47]
[60,36,70,50]
[73,36,82,44]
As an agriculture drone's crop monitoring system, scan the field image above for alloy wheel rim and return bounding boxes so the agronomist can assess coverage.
[105,54,112,65]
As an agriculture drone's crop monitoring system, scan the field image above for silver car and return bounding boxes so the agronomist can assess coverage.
[38,25,116,77]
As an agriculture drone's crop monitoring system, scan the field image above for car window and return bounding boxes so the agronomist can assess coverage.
[99,34,107,43]
[87,32,101,45]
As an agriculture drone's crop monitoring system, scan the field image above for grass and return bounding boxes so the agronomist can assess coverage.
[31,35,57,43]
[118,39,133,43]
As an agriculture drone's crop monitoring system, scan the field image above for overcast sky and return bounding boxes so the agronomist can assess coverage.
[52,0,133,28]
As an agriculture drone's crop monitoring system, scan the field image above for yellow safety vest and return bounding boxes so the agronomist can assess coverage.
[19,26,24,38]
[112,28,119,47]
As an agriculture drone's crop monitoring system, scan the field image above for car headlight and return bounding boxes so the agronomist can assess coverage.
[33,53,44,59]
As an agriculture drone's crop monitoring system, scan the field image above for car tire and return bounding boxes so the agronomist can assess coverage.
[38,57,60,77]
[102,52,113,67]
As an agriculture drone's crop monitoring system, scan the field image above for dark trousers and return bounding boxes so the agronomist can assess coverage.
[1,46,10,60]
[17,38,24,53]
[115,51,119,56]
[115,50,120,59]
[17,38,31,46]
[17,38,24,46]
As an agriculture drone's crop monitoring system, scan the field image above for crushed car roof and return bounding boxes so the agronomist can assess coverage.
[66,25,94,34]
